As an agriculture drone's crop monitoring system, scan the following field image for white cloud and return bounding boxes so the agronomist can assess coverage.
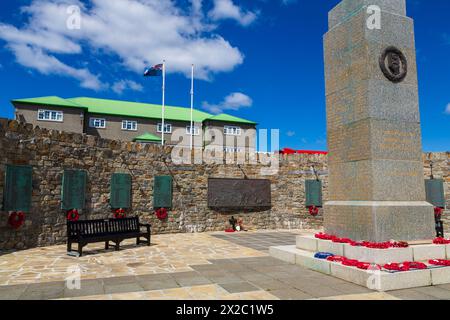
[8,43,104,90]
[286,131,295,137]
[202,92,252,114]
[209,0,257,26]
[445,103,450,115]
[112,80,143,95]
[0,0,245,90]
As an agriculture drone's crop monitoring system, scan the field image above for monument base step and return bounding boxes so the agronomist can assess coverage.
[296,235,450,264]
[269,241,450,292]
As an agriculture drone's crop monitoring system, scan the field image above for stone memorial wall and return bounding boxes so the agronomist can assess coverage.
[0,119,448,250]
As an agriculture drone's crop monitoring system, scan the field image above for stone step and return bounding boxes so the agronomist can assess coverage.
[269,244,450,291]
[296,235,450,264]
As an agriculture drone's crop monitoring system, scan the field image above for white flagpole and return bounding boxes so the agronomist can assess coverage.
[190,64,194,150]
[161,60,166,146]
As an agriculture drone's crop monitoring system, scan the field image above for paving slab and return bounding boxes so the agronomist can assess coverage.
[19,282,65,300]
[410,286,450,300]
[104,282,144,295]
[249,279,288,291]
[63,280,105,298]
[268,288,314,300]
[388,289,438,300]
[219,282,260,294]
[172,273,212,287]
[0,284,29,300]
[136,278,180,291]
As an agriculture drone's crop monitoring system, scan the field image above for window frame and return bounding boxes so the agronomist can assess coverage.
[157,123,172,134]
[224,125,242,136]
[37,109,64,122]
[186,125,200,136]
[89,117,106,129]
[224,146,242,153]
[121,120,138,131]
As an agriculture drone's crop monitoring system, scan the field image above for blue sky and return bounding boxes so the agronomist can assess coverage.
[0,0,448,151]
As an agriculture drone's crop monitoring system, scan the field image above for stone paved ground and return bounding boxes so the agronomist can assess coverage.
[0,230,449,300]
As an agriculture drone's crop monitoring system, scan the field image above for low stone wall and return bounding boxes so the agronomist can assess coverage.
[0,119,448,250]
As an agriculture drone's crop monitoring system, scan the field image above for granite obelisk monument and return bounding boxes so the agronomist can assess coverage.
[323,0,435,241]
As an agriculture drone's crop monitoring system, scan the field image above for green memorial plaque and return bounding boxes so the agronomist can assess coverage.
[61,170,87,210]
[425,179,445,208]
[110,173,131,209]
[305,180,322,207]
[153,176,172,209]
[3,165,33,212]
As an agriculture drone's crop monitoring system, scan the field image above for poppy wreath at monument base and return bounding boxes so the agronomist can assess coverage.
[325,255,381,270]
[8,212,25,229]
[314,233,409,249]
[66,209,79,222]
[308,205,319,217]
[433,237,450,244]
[114,208,126,219]
[429,259,450,267]
[319,254,433,272]
[155,208,168,220]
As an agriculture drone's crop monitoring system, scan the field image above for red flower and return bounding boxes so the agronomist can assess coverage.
[114,208,126,219]
[315,233,335,240]
[155,208,168,220]
[308,206,319,217]
[384,262,427,272]
[67,209,80,222]
[433,237,450,244]
[314,233,409,249]
[8,212,25,229]
[429,259,450,267]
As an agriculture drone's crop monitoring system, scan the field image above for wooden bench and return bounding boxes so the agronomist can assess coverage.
[67,217,151,257]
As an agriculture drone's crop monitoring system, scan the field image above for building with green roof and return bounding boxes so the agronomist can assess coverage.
[12,96,257,151]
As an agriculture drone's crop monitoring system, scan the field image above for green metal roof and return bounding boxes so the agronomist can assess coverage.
[11,96,256,125]
[133,132,162,142]
[12,96,85,109]
[207,113,257,125]
[68,97,215,123]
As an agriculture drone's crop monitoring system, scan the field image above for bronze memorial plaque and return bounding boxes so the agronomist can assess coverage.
[208,178,271,208]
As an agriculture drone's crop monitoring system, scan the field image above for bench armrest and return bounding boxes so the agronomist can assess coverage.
[139,223,151,233]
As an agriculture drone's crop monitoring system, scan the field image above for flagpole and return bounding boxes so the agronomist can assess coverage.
[161,60,166,146]
[190,64,194,150]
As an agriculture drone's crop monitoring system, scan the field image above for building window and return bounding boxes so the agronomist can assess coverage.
[122,120,137,131]
[224,146,242,153]
[89,118,106,129]
[157,123,172,133]
[186,126,200,136]
[37,109,63,122]
[224,126,241,136]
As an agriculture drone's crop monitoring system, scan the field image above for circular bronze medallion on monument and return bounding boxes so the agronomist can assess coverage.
[379,46,408,83]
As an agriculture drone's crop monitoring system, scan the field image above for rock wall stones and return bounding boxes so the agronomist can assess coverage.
[0,119,448,250]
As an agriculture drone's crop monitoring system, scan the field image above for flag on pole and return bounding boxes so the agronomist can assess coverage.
[144,64,163,77]
[143,62,166,146]
[190,64,194,150]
